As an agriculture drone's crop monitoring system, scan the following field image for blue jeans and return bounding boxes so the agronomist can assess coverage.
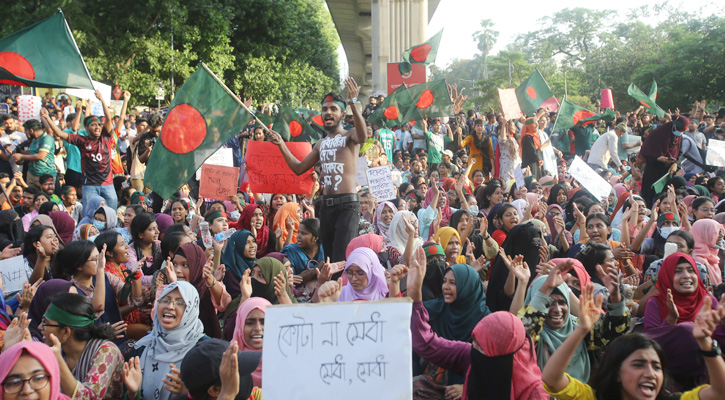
[82,184,118,210]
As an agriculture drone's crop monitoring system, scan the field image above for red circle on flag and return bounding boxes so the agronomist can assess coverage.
[411,44,432,63]
[0,52,35,86]
[416,90,434,109]
[526,86,537,99]
[160,104,207,154]
[572,110,596,125]
[384,106,399,120]
[289,120,303,137]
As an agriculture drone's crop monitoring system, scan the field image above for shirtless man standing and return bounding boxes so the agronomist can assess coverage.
[269,77,366,262]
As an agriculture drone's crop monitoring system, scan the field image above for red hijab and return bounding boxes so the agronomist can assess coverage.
[655,252,708,323]
[519,118,541,156]
[237,204,270,257]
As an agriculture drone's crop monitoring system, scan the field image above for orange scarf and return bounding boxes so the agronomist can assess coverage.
[519,118,541,156]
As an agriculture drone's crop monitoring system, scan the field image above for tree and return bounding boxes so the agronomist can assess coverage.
[472,19,499,79]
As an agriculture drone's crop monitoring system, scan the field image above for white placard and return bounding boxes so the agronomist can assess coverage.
[66,80,112,102]
[0,256,27,293]
[17,95,42,123]
[366,165,396,201]
[356,156,368,187]
[706,139,725,167]
[195,148,234,179]
[262,299,413,399]
[539,130,557,176]
[624,135,642,155]
[568,156,613,201]
[514,164,525,189]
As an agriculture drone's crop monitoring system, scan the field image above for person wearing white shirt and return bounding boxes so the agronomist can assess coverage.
[395,123,413,152]
[587,123,627,173]
[118,119,137,155]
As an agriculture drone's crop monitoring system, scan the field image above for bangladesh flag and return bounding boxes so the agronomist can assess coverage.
[145,63,252,199]
[273,105,321,144]
[367,84,415,128]
[402,80,451,121]
[0,11,93,89]
[254,112,274,130]
[553,99,616,132]
[515,69,554,116]
[399,29,443,75]
[628,80,665,118]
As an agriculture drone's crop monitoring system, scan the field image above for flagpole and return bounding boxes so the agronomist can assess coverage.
[552,96,564,131]
[199,63,273,134]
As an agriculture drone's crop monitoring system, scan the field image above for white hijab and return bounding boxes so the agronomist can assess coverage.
[388,211,424,254]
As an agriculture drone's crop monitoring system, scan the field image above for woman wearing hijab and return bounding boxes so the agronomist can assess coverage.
[643,252,725,390]
[452,209,498,262]
[338,248,389,302]
[48,211,74,246]
[233,204,275,258]
[372,201,397,246]
[248,257,297,305]
[345,233,384,259]
[433,227,467,266]
[78,196,106,225]
[691,218,724,285]
[547,183,568,208]
[520,118,543,179]
[233,297,271,388]
[387,210,423,266]
[72,224,99,242]
[27,280,73,340]
[154,213,174,240]
[420,243,447,301]
[545,204,571,255]
[28,215,64,248]
[0,341,72,400]
[131,282,206,400]
[91,206,118,233]
[222,230,258,299]
[272,202,300,246]
[639,115,688,205]
[0,209,24,249]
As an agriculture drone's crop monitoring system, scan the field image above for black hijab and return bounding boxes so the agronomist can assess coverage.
[0,209,23,249]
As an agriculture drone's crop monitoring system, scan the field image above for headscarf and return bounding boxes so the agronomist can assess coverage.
[613,183,628,199]
[691,219,723,285]
[388,210,423,253]
[72,224,95,241]
[424,187,453,228]
[232,297,271,387]
[79,196,105,225]
[552,258,591,289]
[282,242,324,275]
[653,253,709,325]
[511,199,528,220]
[372,201,397,245]
[38,201,57,216]
[95,206,118,230]
[682,195,696,208]
[525,274,590,382]
[433,227,466,264]
[639,116,687,160]
[667,175,688,191]
[0,209,23,248]
[29,214,63,245]
[424,264,490,342]
[222,230,257,279]
[135,281,205,400]
[441,178,457,193]
[421,243,446,301]
[547,183,568,206]
[519,118,541,156]
[693,185,710,198]
[272,202,300,244]
[239,204,270,257]
[539,175,554,197]
[175,243,220,338]
[345,233,384,259]
[155,213,174,235]
[714,212,725,224]
[250,257,296,304]
[0,342,71,400]
[48,211,74,246]
[27,279,73,340]
[609,175,621,186]
[463,312,548,400]
[545,204,572,245]
[338,248,389,302]
[449,209,471,236]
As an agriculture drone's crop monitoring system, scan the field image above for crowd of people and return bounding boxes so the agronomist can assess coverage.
[1,80,725,400]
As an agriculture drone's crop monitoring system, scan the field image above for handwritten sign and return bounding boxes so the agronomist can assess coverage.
[356,157,368,187]
[568,156,612,201]
[514,164,525,189]
[247,141,315,195]
[198,164,240,200]
[195,147,234,179]
[17,95,41,123]
[262,299,412,399]
[706,139,725,167]
[498,88,523,121]
[366,166,396,201]
[0,256,27,293]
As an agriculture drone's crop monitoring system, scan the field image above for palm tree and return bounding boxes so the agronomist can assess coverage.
[472,19,499,78]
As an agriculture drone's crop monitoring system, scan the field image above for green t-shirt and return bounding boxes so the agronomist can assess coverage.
[62,129,88,173]
[377,128,396,163]
[424,131,451,164]
[29,133,56,176]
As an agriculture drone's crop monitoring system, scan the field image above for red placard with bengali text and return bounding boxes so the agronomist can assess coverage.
[199,164,240,200]
[246,141,315,195]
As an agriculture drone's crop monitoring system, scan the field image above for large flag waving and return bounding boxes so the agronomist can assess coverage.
[398,30,443,75]
[272,105,321,144]
[145,63,252,199]
[0,10,94,89]
[403,80,451,122]
[628,80,665,118]
[515,69,554,116]
[553,99,615,132]
[368,84,415,128]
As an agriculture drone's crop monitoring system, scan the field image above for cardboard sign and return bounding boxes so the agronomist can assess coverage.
[568,156,612,201]
[356,156,369,187]
[539,130,558,176]
[366,166,396,201]
[246,141,315,195]
[0,256,27,293]
[17,95,42,123]
[195,147,234,179]
[498,88,523,121]
[706,139,725,167]
[387,62,427,95]
[262,299,413,399]
[198,164,240,200]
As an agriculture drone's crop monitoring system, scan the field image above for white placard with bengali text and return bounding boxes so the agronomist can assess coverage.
[366,165,396,201]
[262,299,413,399]
[706,139,725,167]
[356,156,368,187]
[568,156,613,201]
[0,256,27,293]
[195,147,234,179]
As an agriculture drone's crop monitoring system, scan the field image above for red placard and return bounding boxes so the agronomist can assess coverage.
[387,63,427,95]
[246,141,316,195]
[498,88,523,121]
[199,164,240,200]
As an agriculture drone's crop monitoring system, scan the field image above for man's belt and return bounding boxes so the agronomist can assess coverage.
[322,194,360,207]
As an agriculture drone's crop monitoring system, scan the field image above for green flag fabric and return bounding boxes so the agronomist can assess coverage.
[402,80,452,121]
[398,30,443,75]
[652,172,672,195]
[272,105,321,144]
[553,99,616,132]
[515,69,554,116]
[145,63,251,199]
[627,81,665,118]
[368,84,415,128]
[254,113,274,130]
[0,11,94,89]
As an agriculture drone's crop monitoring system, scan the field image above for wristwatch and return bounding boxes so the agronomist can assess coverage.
[349,97,357,104]
[699,340,721,357]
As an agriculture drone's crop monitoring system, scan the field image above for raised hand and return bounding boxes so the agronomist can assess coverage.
[318,278,342,303]
[273,271,292,304]
[97,244,107,275]
[344,77,360,100]
[402,213,417,236]
[123,90,131,102]
[665,289,679,325]
[539,244,550,263]
[108,320,128,339]
[510,255,531,283]
[123,357,143,398]
[407,246,428,302]
[3,312,32,349]
[268,130,283,146]
[165,257,177,283]
[317,257,333,283]
[218,342,240,400]
[464,238,475,263]
[1,244,21,259]
[162,364,187,394]
[577,283,604,332]
[612,243,634,260]
[214,263,226,282]
[540,261,572,295]
[240,269,253,300]
[480,215,489,234]
[389,264,409,283]
[16,279,41,311]
[202,259,215,287]
[598,263,621,303]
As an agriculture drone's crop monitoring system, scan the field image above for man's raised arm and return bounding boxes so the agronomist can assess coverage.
[345,77,366,145]
[268,131,319,176]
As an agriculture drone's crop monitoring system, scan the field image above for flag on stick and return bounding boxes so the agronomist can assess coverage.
[402,80,452,122]
[272,105,321,144]
[553,99,615,132]
[398,30,443,75]
[627,80,665,118]
[515,69,554,116]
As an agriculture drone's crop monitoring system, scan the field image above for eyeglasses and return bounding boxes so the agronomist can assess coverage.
[2,374,50,394]
[698,208,716,213]
[41,317,62,328]
[345,269,367,280]
[547,211,562,217]
[158,298,186,308]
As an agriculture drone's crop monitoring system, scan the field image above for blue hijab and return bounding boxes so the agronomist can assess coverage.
[79,196,106,225]
[221,230,257,279]
[282,242,324,275]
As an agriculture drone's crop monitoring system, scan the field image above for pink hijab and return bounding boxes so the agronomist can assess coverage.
[0,341,70,400]
[691,219,724,285]
[526,193,540,217]
[338,248,389,302]
[233,297,271,388]
[613,183,628,199]
[345,233,384,259]
[424,187,453,228]
[682,195,697,208]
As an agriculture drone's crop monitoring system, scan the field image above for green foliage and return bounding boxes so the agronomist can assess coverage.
[1,0,339,107]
